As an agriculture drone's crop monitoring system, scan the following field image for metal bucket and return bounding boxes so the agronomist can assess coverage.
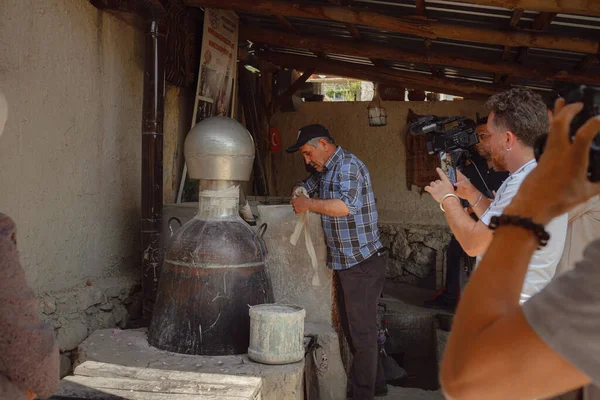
[248,304,306,365]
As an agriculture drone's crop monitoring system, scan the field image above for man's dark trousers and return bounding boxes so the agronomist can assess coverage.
[337,251,387,400]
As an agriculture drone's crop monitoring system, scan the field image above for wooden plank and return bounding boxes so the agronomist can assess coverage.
[185,0,600,54]
[439,0,600,17]
[242,27,600,85]
[52,379,246,400]
[260,51,507,98]
[74,361,262,390]
[63,375,257,398]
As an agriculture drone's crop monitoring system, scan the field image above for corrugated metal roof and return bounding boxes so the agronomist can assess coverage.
[237,0,600,96]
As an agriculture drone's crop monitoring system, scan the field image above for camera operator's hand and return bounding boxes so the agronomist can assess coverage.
[506,98,600,224]
[455,170,481,204]
[425,168,456,203]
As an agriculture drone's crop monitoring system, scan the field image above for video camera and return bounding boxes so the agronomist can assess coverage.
[409,115,479,184]
[534,84,600,182]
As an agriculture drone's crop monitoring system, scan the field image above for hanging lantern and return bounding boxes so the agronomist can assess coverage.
[367,83,387,127]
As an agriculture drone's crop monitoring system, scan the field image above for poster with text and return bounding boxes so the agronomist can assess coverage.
[195,8,238,123]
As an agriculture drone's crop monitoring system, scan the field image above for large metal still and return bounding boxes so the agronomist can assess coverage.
[148,117,274,355]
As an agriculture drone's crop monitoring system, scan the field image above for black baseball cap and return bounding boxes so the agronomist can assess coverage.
[286,124,332,153]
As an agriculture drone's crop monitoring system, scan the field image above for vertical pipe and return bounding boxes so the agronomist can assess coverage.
[141,19,166,319]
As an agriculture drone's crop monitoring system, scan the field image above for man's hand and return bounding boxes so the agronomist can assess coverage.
[455,170,481,204]
[291,193,311,214]
[425,168,456,203]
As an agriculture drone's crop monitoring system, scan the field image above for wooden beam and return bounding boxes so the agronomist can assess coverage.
[346,23,361,41]
[274,15,298,33]
[532,12,557,30]
[415,0,426,17]
[90,0,165,18]
[240,27,600,85]
[270,68,316,113]
[517,13,556,65]
[499,8,523,66]
[509,8,524,28]
[575,55,598,71]
[259,51,508,98]
[441,0,600,17]
[185,0,600,54]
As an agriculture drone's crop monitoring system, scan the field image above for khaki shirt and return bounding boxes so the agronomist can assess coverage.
[555,196,600,277]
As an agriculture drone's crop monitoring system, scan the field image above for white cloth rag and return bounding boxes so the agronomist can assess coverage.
[290,187,321,286]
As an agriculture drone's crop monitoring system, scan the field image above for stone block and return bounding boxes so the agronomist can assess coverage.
[391,229,410,260]
[57,320,89,351]
[40,295,57,315]
[77,328,304,400]
[60,353,73,378]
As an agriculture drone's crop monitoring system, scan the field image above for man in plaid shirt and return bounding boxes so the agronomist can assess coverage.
[287,124,387,399]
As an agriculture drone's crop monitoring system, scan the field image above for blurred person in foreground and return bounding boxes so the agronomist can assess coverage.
[0,93,60,400]
[440,98,600,399]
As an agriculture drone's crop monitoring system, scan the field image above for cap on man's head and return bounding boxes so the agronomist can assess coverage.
[285,124,331,153]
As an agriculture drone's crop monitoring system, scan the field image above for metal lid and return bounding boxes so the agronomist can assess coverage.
[184,116,255,181]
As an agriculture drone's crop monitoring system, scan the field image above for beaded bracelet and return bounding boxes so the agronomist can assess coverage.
[489,214,550,247]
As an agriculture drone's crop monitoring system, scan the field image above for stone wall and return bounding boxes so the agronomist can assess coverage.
[380,223,452,290]
[1,1,195,366]
[38,277,142,377]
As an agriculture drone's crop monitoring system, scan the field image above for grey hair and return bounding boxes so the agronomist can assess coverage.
[485,88,549,148]
[307,136,335,148]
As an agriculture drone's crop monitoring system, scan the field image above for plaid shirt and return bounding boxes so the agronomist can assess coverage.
[302,146,382,270]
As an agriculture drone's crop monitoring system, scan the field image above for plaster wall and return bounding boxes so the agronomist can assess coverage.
[0,0,144,294]
[270,100,487,225]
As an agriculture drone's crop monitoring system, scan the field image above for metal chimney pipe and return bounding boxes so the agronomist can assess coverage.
[141,19,166,319]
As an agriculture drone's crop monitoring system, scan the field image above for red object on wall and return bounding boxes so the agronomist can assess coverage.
[270,127,281,152]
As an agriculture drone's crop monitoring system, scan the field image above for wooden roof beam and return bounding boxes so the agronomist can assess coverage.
[258,51,498,99]
[274,15,298,34]
[415,0,427,17]
[240,26,600,85]
[532,12,557,31]
[346,23,361,41]
[443,0,600,17]
[517,12,556,65]
[184,0,600,54]
[575,55,598,72]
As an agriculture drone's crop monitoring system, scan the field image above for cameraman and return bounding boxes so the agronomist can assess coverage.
[425,121,508,310]
[425,88,567,303]
[440,98,600,400]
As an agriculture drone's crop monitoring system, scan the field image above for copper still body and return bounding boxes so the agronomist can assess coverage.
[148,117,273,355]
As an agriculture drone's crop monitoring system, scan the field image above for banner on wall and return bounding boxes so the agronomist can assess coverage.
[195,8,239,123]
[176,9,240,203]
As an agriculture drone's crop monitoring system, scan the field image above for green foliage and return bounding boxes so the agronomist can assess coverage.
[324,80,362,101]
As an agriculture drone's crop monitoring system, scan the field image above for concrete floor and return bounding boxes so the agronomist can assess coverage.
[382,386,445,399]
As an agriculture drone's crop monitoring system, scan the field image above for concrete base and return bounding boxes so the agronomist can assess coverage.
[77,328,304,400]
[379,283,454,391]
[383,387,444,399]
[257,205,333,326]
